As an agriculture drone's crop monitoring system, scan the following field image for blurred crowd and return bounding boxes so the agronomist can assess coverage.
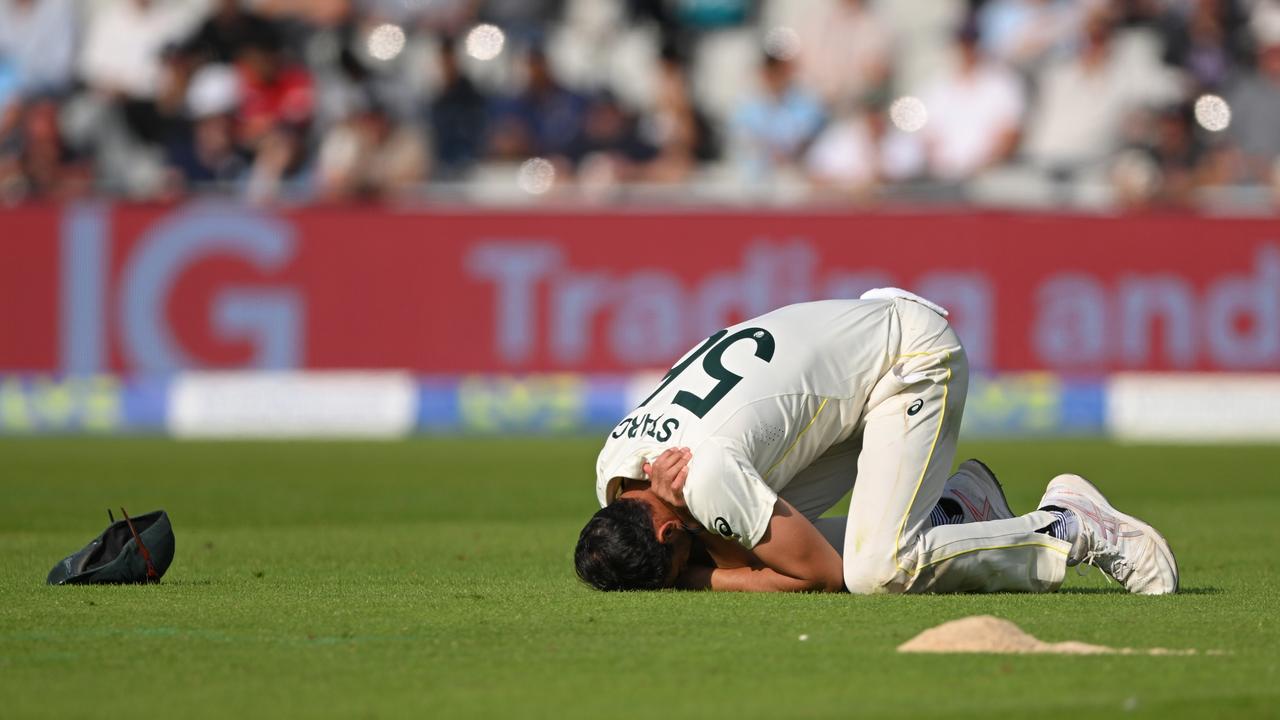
[1,0,1279,208]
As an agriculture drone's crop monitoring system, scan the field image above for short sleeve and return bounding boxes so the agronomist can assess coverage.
[682,439,777,549]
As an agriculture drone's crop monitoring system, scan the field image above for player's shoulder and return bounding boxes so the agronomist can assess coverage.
[748,298,894,333]
[756,298,877,319]
[682,437,775,548]
[683,436,753,488]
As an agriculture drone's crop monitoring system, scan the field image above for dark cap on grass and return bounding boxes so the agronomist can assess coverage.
[47,509,176,585]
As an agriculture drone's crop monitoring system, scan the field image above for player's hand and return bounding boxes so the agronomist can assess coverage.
[643,447,691,509]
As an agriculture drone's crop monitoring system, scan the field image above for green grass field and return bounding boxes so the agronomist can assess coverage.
[2,437,1278,718]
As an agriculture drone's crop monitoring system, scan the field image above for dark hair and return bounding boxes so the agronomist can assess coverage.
[574,499,673,591]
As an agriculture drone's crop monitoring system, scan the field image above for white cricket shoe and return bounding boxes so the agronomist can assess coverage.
[1038,473,1179,595]
[943,459,1014,523]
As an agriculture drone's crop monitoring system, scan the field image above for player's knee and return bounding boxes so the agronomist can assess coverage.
[842,552,902,595]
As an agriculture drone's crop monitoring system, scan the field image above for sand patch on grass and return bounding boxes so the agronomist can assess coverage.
[897,615,1200,656]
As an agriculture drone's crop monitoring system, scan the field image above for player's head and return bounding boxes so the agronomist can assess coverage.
[573,492,692,591]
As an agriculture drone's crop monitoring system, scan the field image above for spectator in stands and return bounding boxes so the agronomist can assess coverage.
[1225,40,1280,183]
[804,87,929,194]
[0,0,78,100]
[1022,8,1179,179]
[1159,0,1253,90]
[428,37,489,180]
[487,47,589,164]
[79,0,201,144]
[804,89,930,193]
[233,25,314,201]
[311,17,378,132]
[795,0,892,106]
[0,95,90,202]
[731,52,824,185]
[235,24,311,139]
[165,63,249,191]
[182,0,281,65]
[803,95,886,196]
[917,23,1025,182]
[977,0,1082,74]
[1162,0,1244,90]
[316,99,426,201]
[570,89,655,170]
[1116,102,1218,208]
[1,0,1278,208]
[637,46,718,183]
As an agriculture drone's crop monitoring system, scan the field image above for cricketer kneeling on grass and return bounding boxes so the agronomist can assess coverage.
[574,289,1179,595]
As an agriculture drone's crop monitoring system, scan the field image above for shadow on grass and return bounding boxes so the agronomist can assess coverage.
[1057,585,1222,595]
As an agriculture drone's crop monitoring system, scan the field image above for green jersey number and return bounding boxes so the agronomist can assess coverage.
[639,327,776,418]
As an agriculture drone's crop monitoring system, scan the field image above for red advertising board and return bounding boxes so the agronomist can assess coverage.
[2,204,1278,373]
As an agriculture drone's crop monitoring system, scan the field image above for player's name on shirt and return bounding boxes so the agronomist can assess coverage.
[609,411,680,443]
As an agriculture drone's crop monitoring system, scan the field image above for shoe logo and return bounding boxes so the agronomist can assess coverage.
[714,517,734,537]
[951,489,995,522]
[907,399,924,416]
[1057,496,1119,543]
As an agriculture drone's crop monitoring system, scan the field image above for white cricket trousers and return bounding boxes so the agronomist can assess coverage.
[793,297,1072,593]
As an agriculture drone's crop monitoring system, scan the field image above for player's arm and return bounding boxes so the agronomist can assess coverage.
[690,530,764,570]
[648,445,844,592]
[677,499,845,593]
[645,448,759,568]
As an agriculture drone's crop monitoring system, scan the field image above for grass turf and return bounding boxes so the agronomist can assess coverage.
[1,437,1277,718]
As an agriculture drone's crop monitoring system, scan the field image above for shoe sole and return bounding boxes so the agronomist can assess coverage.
[1044,474,1179,595]
[953,458,1014,521]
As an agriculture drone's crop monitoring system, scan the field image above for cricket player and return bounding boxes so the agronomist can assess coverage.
[574,289,1178,595]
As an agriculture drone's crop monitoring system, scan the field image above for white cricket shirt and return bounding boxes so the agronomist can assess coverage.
[596,296,923,548]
